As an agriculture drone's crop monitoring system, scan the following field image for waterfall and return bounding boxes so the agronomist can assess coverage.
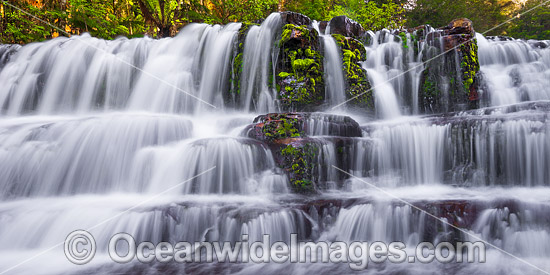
[477,33,550,106]
[315,22,347,105]
[363,30,403,118]
[240,13,282,112]
[0,12,549,275]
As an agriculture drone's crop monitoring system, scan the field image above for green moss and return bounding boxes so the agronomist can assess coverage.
[279,72,291,78]
[262,116,302,140]
[280,144,318,191]
[277,24,324,108]
[292,58,316,72]
[398,32,408,49]
[280,24,311,45]
[459,39,480,93]
[231,54,243,94]
[332,33,373,108]
[423,79,439,97]
[305,48,314,58]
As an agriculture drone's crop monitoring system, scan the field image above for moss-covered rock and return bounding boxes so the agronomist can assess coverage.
[276,24,325,110]
[280,143,318,192]
[245,112,362,141]
[460,39,480,107]
[331,34,373,109]
[246,113,304,143]
[243,112,362,193]
[418,18,480,113]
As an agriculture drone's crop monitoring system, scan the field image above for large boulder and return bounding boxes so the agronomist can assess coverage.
[443,18,474,36]
[416,18,481,113]
[276,24,325,110]
[245,113,362,142]
[331,34,373,109]
[280,11,313,28]
[243,113,362,193]
[318,21,329,35]
[328,16,366,39]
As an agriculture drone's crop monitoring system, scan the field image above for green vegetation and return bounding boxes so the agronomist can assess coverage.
[422,78,439,98]
[0,0,545,43]
[284,0,405,30]
[280,144,318,191]
[229,22,257,97]
[1,0,408,44]
[398,31,408,49]
[277,24,324,108]
[406,0,516,36]
[332,33,373,108]
[1,1,68,43]
[262,116,303,140]
[208,0,278,24]
[327,0,405,30]
[507,0,550,40]
[460,40,479,93]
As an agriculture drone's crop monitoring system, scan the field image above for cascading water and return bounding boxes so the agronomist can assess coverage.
[477,34,550,106]
[0,12,549,275]
[314,21,347,105]
[363,30,404,119]
[239,14,282,112]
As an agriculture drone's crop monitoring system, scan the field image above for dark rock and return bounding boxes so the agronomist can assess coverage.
[318,21,328,35]
[226,23,258,106]
[331,34,373,109]
[529,40,549,49]
[243,112,362,193]
[418,18,480,114]
[244,112,362,142]
[280,11,312,28]
[0,45,20,69]
[486,35,514,41]
[276,24,324,110]
[245,113,305,143]
[328,16,365,39]
[442,18,474,36]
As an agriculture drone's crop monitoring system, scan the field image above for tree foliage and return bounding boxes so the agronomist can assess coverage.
[506,0,550,40]
[0,1,67,43]
[208,0,278,24]
[326,0,406,30]
[283,0,334,21]
[1,0,544,44]
[69,0,130,39]
[405,0,515,35]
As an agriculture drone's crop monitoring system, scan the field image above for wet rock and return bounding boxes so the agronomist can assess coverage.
[280,11,313,28]
[276,24,324,110]
[244,112,362,142]
[245,113,305,143]
[243,113,362,193]
[227,22,258,106]
[417,18,480,114]
[442,18,474,36]
[331,34,373,109]
[529,40,549,49]
[486,35,514,41]
[318,21,328,35]
[0,45,20,69]
[328,16,365,40]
